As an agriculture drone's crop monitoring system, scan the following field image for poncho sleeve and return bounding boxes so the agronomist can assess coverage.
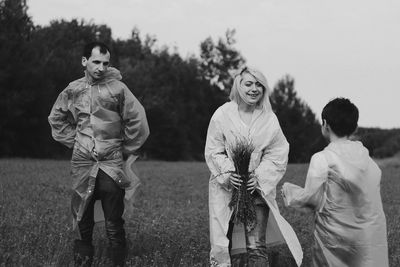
[254,126,289,197]
[48,88,76,148]
[204,113,235,190]
[120,86,150,156]
[282,153,328,212]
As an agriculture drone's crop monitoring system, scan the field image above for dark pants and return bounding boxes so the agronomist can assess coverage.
[78,169,126,248]
[228,192,270,266]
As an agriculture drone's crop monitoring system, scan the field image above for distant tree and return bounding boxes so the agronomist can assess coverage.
[0,0,33,39]
[4,1,366,162]
[375,134,400,158]
[33,19,112,85]
[199,29,245,108]
[0,0,36,156]
[114,33,214,160]
[356,128,400,158]
[270,75,325,162]
[0,1,114,158]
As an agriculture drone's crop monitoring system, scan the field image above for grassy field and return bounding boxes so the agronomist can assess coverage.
[0,159,399,266]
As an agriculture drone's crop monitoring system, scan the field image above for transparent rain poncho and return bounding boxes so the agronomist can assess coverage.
[282,140,388,267]
[205,101,303,267]
[48,67,149,228]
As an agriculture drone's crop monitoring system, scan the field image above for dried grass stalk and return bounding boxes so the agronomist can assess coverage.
[228,136,257,231]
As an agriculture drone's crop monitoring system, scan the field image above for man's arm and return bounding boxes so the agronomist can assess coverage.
[282,153,328,212]
[120,86,150,158]
[48,89,76,148]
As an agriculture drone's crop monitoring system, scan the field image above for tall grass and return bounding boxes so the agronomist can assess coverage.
[0,159,399,266]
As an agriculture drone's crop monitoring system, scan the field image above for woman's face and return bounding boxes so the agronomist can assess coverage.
[239,73,264,106]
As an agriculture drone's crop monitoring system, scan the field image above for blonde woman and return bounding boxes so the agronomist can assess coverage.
[205,66,302,266]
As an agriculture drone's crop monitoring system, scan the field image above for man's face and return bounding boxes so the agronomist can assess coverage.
[82,47,110,81]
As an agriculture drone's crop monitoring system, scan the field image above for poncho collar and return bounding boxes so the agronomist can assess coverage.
[224,101,269,136]
[84,67,122,85]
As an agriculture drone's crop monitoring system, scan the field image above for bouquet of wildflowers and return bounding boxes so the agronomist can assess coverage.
[228,136,257,231]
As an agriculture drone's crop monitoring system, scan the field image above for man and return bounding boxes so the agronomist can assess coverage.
[48,41,149,266]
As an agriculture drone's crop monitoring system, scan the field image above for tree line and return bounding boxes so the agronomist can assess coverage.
[1,0,398,162]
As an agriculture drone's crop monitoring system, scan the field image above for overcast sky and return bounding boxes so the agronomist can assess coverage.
[27,0,400,128]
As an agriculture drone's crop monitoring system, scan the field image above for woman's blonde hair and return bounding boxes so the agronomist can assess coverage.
[229,66,272,111]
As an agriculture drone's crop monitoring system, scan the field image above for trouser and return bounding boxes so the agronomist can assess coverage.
[228,192,270,267]
[74,169,126,266]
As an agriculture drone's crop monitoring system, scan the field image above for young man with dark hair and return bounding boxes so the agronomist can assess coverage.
[49,41,149,266]
[282,98,388,267]
[82,41,110,60]
[321,97,359,137]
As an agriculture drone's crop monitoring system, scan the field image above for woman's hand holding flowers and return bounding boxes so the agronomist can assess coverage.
[247,173,258,193]
[230,173,242,189]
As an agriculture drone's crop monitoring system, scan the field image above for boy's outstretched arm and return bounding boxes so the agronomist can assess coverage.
[282,153,329,212]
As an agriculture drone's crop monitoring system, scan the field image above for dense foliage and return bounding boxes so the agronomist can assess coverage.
[356,128,400,158]
[270,75,326,162]
[1,0,398,161]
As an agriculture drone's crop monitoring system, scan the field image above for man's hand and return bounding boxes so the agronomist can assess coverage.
[281,185,291,207]
[280,187,286,199]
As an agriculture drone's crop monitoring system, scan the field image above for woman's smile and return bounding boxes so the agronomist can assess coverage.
[247,92,260,98]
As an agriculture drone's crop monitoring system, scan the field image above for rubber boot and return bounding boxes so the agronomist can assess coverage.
[73,240,94,267]
[248,254,269,267]
[231,253,249,267]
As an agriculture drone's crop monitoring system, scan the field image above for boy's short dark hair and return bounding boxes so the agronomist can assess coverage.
[321,98,359,137]
[83,41,110,59]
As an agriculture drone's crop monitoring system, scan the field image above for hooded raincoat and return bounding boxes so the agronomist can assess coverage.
[282,140,388,267]
[48,67,149,227]
[205,101,303,267]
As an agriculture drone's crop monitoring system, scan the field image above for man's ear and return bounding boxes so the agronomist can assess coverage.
[323,120,332,133]
[82,57,87,67]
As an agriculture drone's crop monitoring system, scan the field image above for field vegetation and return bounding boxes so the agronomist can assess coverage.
[0,159,399,266]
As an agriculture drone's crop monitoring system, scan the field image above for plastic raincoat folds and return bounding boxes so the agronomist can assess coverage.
[205,102,303,267]
[48,67,149,227]
[282,140,388,267]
